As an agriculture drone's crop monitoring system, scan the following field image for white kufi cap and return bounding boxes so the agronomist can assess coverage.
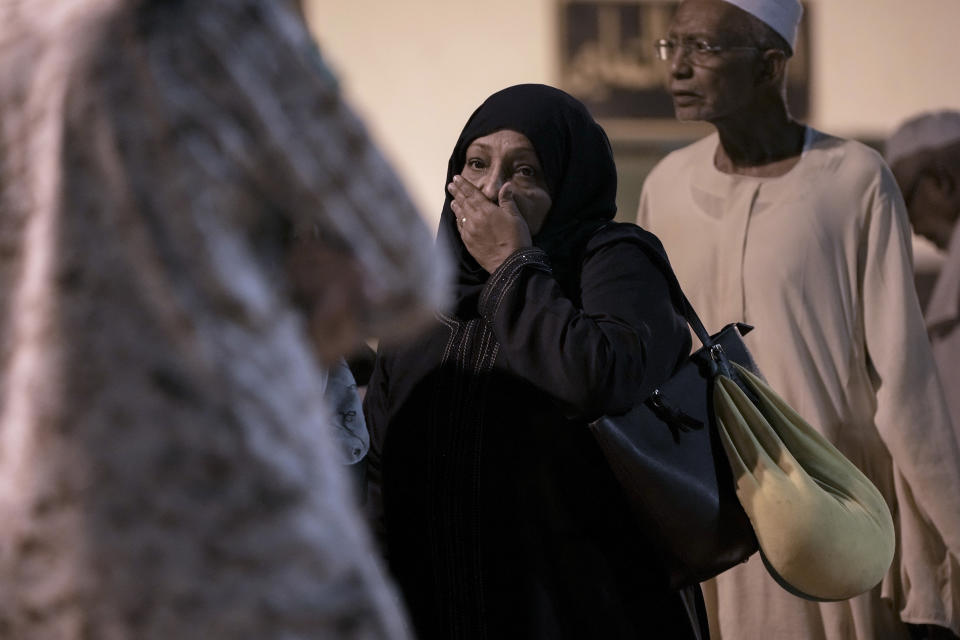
[722,0,803,51]
[885,110,960,166]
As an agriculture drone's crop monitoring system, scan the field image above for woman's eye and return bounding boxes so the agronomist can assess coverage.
[516,166,536,178]
[466,159,485,171]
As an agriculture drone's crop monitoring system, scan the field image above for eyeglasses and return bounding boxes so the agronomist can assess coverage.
[654,38,760,64]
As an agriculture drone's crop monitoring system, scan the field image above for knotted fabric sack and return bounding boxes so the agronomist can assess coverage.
[714,363,896,601]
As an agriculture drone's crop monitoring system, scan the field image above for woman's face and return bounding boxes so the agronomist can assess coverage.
[460,129,553,235]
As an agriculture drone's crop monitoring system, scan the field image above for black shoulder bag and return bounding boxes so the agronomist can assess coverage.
[588,240,760,589]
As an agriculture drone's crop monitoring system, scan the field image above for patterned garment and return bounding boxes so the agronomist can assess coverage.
[0,0,446,637]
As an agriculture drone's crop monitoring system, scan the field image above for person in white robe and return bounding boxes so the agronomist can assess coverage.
[637,2,960,639]
[887,111,960,435]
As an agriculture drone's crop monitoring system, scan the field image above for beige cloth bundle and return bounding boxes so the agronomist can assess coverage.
[714,363,896,601]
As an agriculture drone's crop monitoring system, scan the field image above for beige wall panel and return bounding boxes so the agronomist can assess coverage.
[305,1,558,227]
[808,0,960,137]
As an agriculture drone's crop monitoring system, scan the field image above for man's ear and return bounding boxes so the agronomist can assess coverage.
[757,49,788,85]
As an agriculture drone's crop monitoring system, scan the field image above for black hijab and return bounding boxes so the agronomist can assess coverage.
[439,84,618,318]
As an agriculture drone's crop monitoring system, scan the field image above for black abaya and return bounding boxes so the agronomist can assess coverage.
[364,85,706,639]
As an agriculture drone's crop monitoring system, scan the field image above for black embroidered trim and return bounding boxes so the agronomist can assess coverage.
[428,315,499,639]
[478,248,551,321]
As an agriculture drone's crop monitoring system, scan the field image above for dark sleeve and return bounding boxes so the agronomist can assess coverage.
[478,234,689,419]
[360,350,390,551]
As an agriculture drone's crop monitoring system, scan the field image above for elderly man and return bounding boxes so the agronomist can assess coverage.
[637,1,960,639]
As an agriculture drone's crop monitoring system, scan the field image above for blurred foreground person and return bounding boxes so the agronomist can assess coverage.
[0,0,447,638]
[637,1,960,638]
[365,84,704,639]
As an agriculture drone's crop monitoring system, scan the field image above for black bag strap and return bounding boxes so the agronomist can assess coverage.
[629,232,713,349]
[629,230,757,412]
[589,222,715,348]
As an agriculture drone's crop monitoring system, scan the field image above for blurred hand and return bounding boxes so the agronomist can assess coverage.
[287,239,367,367]
[448,175,532,273]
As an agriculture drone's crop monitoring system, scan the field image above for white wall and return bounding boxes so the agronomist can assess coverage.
[809,0,960,138]
[306,0,960,227]
[305,0,557,226]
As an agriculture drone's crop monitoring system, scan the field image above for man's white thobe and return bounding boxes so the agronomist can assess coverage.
[639,129,960,640]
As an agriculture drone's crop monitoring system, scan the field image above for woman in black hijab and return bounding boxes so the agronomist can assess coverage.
[364,85,704,639]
